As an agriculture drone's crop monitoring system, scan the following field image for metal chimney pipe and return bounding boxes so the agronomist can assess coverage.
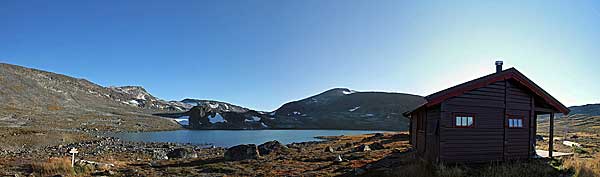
[495,61,503,73]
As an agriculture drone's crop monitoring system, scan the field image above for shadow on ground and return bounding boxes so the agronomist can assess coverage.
[342,150,567,177]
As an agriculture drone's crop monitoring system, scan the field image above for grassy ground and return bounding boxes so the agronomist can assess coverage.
[3,131,599,176]
[2,113,600,176]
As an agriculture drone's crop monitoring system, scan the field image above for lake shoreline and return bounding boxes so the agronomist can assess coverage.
[107,129,389,147]
[0,129,411,176]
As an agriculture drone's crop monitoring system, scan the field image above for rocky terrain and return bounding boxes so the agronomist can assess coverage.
[0,132,413,176]
[108,86,191,111]
[1,132,582,177]
[0,63,183,152]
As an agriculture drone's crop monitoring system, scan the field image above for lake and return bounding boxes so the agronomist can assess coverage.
[110,129,388,147]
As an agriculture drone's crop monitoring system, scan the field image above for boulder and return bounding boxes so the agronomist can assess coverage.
[167,148,197,159]
[152,150,169,160]
[373,133,384,137]
[224,144,260,161]
[334,155,344,162]
[343,142,354,148]
[356,144,371,152]
[324,146,335,153]
[369,142,385,150]
[258,140,286,155]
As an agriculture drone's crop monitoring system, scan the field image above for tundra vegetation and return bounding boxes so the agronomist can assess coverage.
[0,126,598,176]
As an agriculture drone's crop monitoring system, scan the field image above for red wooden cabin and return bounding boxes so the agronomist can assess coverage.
[405,61,569,163]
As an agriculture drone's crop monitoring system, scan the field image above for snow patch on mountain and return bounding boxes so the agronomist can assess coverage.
[208,103,219,109]
[244,116,261,122]
[342,90,356,95]
[209,113,227,124]
[127,100,140,106]
[174,116,190,125]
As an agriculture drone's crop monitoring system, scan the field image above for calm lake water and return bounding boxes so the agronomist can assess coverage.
[111,129,388,147]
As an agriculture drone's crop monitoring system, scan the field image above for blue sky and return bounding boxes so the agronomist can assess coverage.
[1,0,599,111]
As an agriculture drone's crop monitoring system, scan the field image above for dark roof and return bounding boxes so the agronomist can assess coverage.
[405,68,570,116]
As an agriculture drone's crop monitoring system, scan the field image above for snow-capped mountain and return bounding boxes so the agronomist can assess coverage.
[175,88,426,130]
[268,88,427,130]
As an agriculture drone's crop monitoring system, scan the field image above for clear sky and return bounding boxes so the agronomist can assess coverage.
[1,0,599,111]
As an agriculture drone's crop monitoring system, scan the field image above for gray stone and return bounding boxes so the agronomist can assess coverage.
[324,146,335,153]
[334,155,343,162]
[166,148,197,159]
[224,144,260,161]
[258,140,286,155]
[356,144,371,152]
[369,142,385,150]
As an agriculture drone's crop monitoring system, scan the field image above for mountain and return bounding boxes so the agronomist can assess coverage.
[568,104,600,116]
[537,104,600,135]
[0,63,180,131]
[269,88,426,130]
[181,99,250,113]
[181,88,426,130]
[168,99,270,129]
[0,63,426,131]
[108,86,190,111]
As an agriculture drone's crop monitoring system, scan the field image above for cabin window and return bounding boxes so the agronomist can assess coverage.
[454,114,474,128]
[508,118,524,128]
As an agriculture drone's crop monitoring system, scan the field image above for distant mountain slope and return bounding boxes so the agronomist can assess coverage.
[0,63,180,131]
[170,99,271,129]
[538,114,600,135]
[568,104,600,116]
[269,88,426,130]
[0,63,426,131]
[0,63,188,113]
[108,86,190,111]
[180,88,426,130]
[538,104,600,135]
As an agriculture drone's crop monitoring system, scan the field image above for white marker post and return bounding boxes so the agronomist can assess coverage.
[69,148,79,167]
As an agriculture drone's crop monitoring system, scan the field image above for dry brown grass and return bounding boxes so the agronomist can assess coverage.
[30,157,74,176]
[563,154,600,177]
[47,105,64,111]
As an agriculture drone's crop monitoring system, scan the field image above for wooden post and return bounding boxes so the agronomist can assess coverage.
[69,148,79,167]
[549,113,554,159]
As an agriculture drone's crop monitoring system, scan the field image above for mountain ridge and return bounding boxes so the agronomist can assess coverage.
[0,62,181,132]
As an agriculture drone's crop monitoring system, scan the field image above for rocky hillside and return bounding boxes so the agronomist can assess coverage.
[568,104,600,116]
[108,86,190,111]
[0,63,180,132]
[168,100,270,129]
[269,88,426,130]
[0,63,426,131]
[180,88,426,130]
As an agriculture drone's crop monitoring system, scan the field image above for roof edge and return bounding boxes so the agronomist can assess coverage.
[408,68,569,115]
